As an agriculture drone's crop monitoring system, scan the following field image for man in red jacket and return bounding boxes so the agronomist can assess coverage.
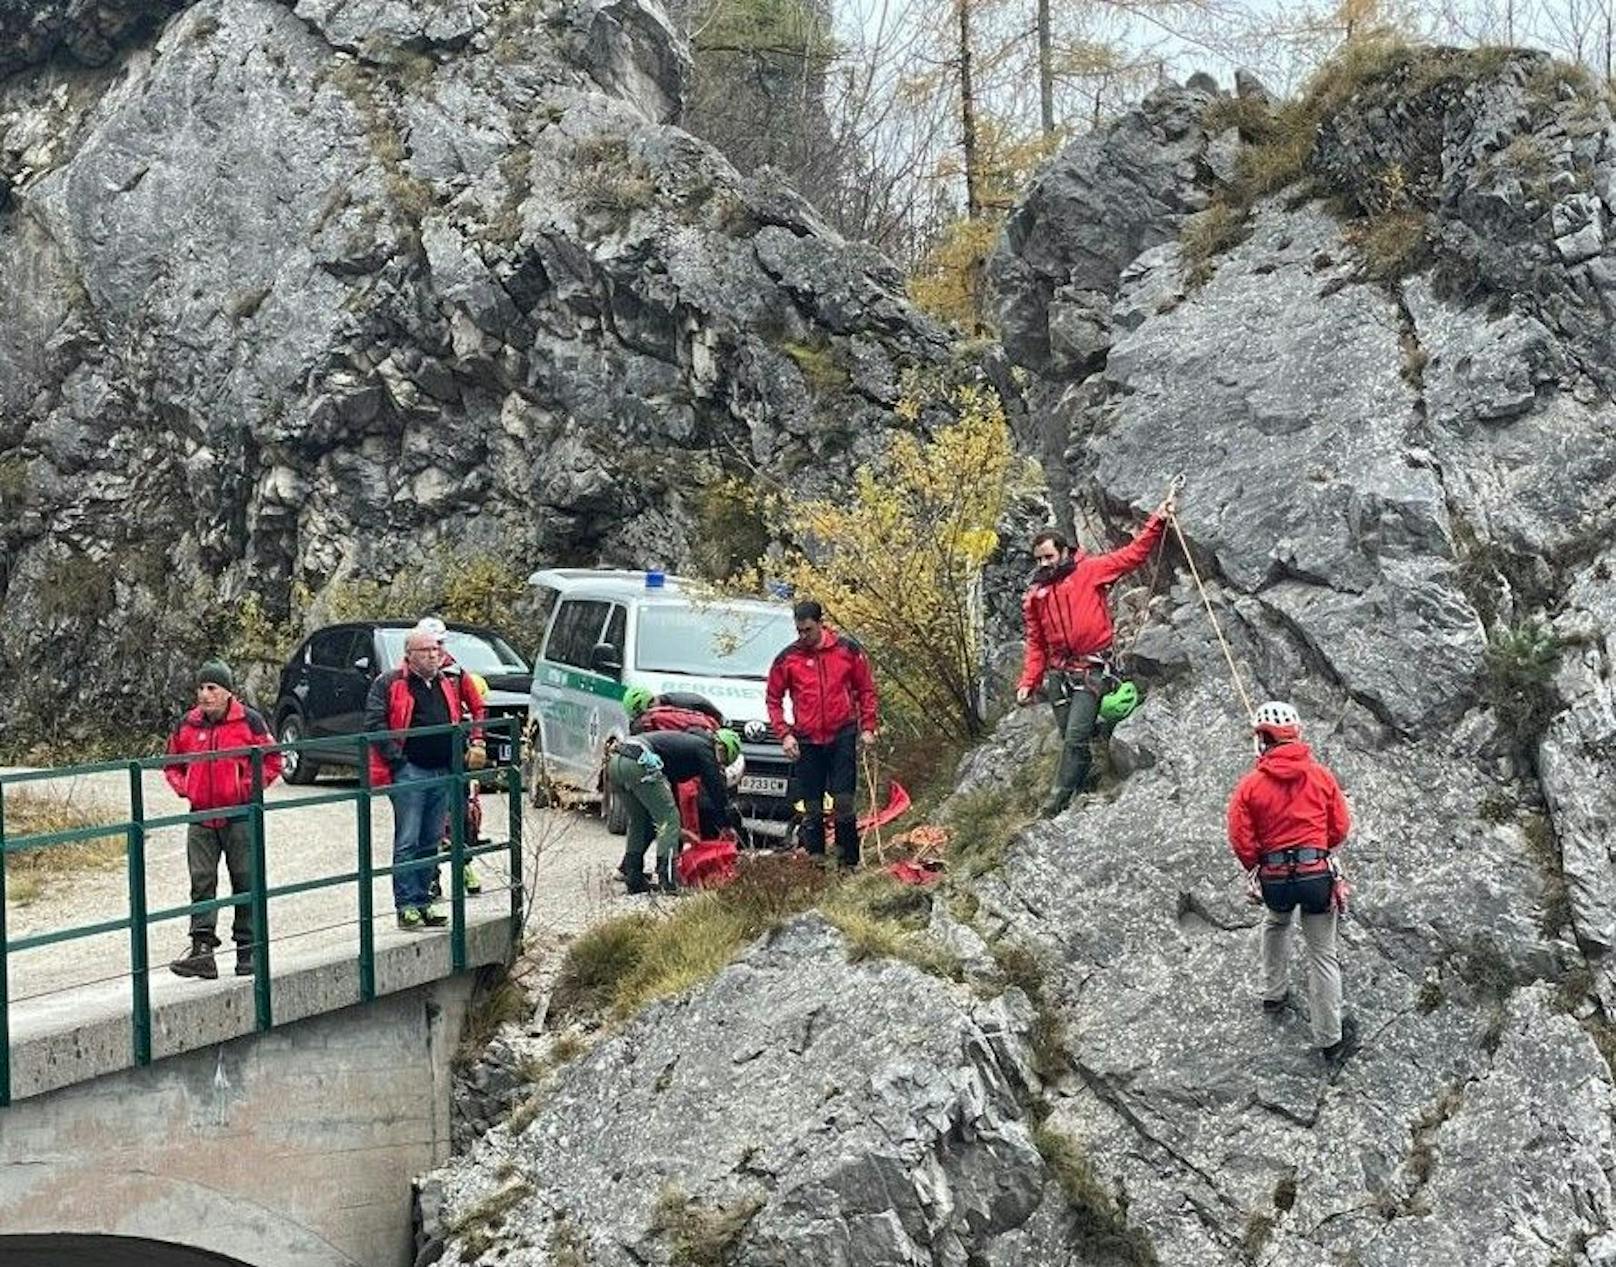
[766,600,878,868]
[365,629,469,930]
[1227,701,1355,1066]
[163,660,283,980]
[1017,491,1174,818]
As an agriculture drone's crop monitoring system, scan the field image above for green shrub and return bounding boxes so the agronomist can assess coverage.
[781,338,850,394]
[1484,619,1561,744]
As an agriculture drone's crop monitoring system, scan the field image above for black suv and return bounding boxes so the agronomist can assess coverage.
[273,621,531,784]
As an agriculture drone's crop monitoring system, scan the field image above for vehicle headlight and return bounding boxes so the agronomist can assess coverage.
[743,720,769,743]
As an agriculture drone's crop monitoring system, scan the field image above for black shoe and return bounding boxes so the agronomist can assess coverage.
[1320,1015,1360,1070]
[655,856,678,894]
[624,871,651,895]
[1262,991,1289,1015]
[170,938,219,980]
[234,946,254,977]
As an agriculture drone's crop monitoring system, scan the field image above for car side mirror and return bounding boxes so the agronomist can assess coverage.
[590,642,623,677]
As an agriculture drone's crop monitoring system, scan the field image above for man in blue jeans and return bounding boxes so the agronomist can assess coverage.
[365,628,467,930]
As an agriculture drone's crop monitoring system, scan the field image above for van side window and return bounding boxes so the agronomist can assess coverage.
[544,600,610,669]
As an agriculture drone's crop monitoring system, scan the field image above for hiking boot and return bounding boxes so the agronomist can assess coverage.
[463,863,482,895]
[170,937,219,980]
[234,945,254,977]
[1320,1014,1360,1071]
[421,904,450,928]
[1262,991,1289,1015]
[397,907,426,931]
[624,871,651,895]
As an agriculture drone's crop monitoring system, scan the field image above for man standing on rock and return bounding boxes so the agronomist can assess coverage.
[366,628,470,930]
[1016,488,1174,818]
[164,660,283,980]
[1227,701,1356,1068]
[766,600,879,869]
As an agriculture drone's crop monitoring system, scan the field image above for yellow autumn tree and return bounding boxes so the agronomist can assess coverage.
[727,385,1030,741]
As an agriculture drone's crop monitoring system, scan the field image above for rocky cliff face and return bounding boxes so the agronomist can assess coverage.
[0,0,962,739]
[422,45,1616,1267]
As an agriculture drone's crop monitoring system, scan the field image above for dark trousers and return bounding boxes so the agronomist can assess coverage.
[1048,670,1104,801]
[797,725,859,867]
[187,821,253,948]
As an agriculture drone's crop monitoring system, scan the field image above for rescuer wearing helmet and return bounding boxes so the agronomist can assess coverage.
[606,727,742,894]
[1227,701,1356,1068]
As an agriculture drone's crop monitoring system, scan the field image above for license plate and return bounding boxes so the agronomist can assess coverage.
[739,775,789,796]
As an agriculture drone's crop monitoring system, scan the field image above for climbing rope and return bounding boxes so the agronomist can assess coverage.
[1166,505,1257,724]
[861,745,885,864]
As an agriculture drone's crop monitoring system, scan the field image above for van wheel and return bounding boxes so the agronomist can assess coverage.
[278,712,319,785]
[602,776,628,835]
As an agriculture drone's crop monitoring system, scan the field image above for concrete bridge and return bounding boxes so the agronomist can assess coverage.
[0,898,513,1267]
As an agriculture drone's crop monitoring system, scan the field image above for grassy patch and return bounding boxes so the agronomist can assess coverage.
[1352,209,1430,279]
[1202,95,1276,142]
[1242,1212,1275,1262]
[570,134,657,229]
[1521,811,1573,939]
[990,940,1069,1082]
[451,1177,533,1260]
[2,790,127,906]
[652,1185,764,1266]
[456,971,531,1068]
[40,554,115,623]
[943,785,1034,879]
[548,855,832,1022]
[822,872,962,980]
[1033,1123,1158,1265]
[549,1218,590,1267]
[1179,199,1250,286]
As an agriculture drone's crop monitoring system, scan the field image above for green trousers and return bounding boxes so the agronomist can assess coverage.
[608,752,681,872]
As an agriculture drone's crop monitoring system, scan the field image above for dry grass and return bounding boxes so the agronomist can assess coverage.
[3,789,127,906]
[652,1185,765,1266]
[1033,1123,1159,1264]
[1180,200,1251,287]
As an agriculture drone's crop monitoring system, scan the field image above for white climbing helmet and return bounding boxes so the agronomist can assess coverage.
[1253,700,1302,742]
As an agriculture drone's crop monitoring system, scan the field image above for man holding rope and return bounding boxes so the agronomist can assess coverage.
[1017,483,1178,818]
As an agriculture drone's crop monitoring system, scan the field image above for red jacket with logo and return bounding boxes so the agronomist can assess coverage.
[364,668,467,788]
[765,628,878,744]
[1018,515,1166,691]
[1226,742,1351,871]
[164,699,284,828]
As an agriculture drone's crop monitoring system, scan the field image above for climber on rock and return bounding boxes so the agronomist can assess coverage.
[1227,700,1356,1070]
[1016,486,1175,818]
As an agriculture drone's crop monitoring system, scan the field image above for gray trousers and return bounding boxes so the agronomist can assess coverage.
[1262,905,1342,1047]
[187,821,253,948]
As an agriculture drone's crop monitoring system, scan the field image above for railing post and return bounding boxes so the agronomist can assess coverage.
[0,780,10,1107]
[248,747,271,1032]
[127,762,151,1069]
[356,735,375,1002]
[507,720,523,944]
[449,725,467,972]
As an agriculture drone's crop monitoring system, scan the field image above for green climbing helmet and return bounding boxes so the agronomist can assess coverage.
[622,685,654,717]
[715,728,742,764]
[1099,680,1139,723]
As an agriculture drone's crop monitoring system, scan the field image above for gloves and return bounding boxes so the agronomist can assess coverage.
[466,742,488,772]
[1329,856,1352,915]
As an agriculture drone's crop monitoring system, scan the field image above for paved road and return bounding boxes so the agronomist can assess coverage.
[1,765,636,1032]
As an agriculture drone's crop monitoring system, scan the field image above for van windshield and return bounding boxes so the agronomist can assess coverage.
[635,603,793,679]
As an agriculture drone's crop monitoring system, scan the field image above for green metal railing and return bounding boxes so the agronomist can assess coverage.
[0,719,525,1108]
